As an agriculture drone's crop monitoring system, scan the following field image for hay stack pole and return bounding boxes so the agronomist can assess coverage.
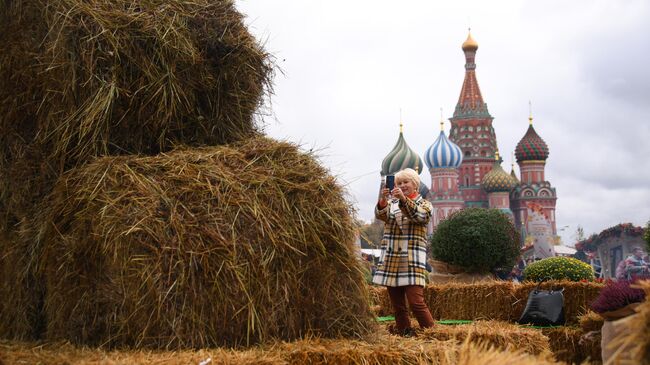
[0,0,273,340]
[38,137,375,349]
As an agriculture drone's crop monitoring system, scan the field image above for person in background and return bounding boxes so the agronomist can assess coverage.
[624,246,650,280]
[373,168,435,336]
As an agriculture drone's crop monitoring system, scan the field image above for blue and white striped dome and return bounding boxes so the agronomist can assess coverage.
[424,131,463,169]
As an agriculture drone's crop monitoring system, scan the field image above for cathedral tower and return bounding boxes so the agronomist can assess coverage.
[510,111,558,243]
[448,31,499,207]
[424,117,464,230]
[481,151,516,215]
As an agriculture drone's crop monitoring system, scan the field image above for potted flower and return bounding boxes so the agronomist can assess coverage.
[590,279,646,363]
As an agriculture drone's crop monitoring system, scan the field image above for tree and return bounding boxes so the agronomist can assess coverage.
[358,220,384,248]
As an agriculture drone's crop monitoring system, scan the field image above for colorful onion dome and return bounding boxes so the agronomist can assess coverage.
[424,121,463,169]
[515,116,549,162]
[482,152,516,193]
[462,31,478,52]
[381,124,423,175]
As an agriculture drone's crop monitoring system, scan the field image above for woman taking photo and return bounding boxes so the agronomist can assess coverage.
[373,168,434,336]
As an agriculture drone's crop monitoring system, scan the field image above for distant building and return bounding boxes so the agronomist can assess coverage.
[575,223,646,279]
[379,31,558,253]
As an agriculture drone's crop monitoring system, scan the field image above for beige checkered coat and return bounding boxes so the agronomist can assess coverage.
[372,195,432,287]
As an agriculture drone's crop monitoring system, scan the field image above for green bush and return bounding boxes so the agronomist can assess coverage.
[523,257,594,282]
[430,208,520,273]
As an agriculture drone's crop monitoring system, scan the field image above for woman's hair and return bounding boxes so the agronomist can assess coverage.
[395,168,420,190]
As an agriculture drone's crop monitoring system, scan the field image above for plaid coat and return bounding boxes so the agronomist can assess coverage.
[372,195,432,287]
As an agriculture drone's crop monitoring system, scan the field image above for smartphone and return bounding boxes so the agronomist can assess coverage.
[385,175,395,190]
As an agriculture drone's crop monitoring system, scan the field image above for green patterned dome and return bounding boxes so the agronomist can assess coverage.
[482,158,516,193]
[381,130,423,175]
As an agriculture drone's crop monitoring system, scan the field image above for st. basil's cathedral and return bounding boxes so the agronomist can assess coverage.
[380,32,558,254]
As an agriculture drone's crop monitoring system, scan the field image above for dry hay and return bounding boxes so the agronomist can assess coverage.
[35,137,374,348]
[578,311,604,333]
[370,281,603,325]
[0,0,274,335]
[617,280,650,364]
[425,281,518,321]
[514,281,603,325]
[367,286,392,317]
[0,336,566,365]
[0,340,282,365]
[541,326,600,364]
[0,230,46,340]
[272,336,560,365]
[0,0,273,226]
[418,321,552,357]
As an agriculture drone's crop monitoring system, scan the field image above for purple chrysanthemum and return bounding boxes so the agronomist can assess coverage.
[591,280,646,314]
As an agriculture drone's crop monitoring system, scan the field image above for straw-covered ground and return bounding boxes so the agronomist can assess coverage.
[25,137,375,349]
[0,334,566,365]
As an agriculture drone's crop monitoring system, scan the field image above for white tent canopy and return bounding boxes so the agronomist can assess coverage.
[360,249,382,257]
[554,245,577,256]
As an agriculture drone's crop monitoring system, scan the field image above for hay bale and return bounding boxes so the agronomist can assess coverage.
[426,282,518,321]
[541,326,600,364]
[0,230,45,340]
[428,272,495,285]
[37,137,374,348]
[368,286,392,317]
[514,281,603,324]
[0,0,274,342]
[0,0,273,224]
[373,281,603,325]
[579,311,604,333]
[419,321,551,356]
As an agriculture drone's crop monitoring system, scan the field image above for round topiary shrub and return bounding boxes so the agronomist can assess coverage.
[430,208,520,273]
[523,257,594,282]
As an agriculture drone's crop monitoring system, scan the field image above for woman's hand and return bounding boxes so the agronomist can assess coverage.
[378,188,390,207]
[392,187,405,201]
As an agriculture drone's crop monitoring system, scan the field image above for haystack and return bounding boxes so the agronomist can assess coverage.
[36,137,375,348]
[541,326,600,364]
[0,231,45,340]
[578,311,604,333]
[0,0,272,224]
[0,0,273,341]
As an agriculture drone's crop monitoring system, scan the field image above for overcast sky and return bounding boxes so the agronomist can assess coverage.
[237,0,650,245]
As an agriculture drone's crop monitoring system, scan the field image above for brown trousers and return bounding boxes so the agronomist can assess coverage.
[387,285,435,331]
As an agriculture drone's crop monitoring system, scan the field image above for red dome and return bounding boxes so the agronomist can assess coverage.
[515,124,549,162]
